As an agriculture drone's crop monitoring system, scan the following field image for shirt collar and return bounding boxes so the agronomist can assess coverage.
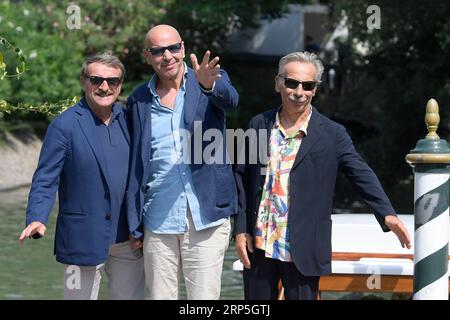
[88,102,121,125]
[274,105,313,137]
[111,102,122,117]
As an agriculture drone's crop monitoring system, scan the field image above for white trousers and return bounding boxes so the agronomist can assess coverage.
[143,214,230,300]
[63,240,145,300]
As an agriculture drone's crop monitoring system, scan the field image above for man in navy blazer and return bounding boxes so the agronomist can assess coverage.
[126,24,238,299]
[233,51,411,300]
[19,52,144,300]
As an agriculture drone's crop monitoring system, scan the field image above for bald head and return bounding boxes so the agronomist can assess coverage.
[145,24,182,48]
[143,24,186,82]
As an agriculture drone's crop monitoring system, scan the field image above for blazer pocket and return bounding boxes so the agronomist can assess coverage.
[62,211,87,216]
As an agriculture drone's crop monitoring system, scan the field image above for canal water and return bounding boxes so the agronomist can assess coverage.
[1,187,410,300]
[0,187,244,299]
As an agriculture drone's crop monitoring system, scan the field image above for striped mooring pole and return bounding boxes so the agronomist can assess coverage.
[406,98,450,299]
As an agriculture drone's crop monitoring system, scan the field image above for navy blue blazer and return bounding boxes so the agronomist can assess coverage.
[126,67,239,238]
[233,107,395,276]
[26,99,131,266]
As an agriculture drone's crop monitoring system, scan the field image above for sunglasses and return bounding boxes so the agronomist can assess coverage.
[145,42,183,57]
[279,76,318,91]
[85,75,122,87]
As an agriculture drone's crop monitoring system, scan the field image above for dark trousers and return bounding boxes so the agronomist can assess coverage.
[243,249,319,300]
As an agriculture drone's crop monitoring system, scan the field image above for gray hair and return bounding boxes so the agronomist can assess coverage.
[278,51,324,82]
[80,51,125,80]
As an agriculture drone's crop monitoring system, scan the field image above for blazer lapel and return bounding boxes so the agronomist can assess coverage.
[183,68,201,132]
[116,104,130,145]
[75,100,112,188]
[137,98,151,165]
[291,107,323,170]
[258,110,276,187]
[263,110,276,147]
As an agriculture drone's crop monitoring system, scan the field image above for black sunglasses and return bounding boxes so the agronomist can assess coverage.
[279,76,318,91]
[145,42,182,57]
[85,75,122,87]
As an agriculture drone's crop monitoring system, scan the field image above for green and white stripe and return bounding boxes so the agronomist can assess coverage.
[413,172,449,299]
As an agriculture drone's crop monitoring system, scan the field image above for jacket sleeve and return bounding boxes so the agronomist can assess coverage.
[26,119,69,229]
[233,162,247,236]
[232,118,255,237]
[125,93,144,239]
[209,69,239,112]
[336,125,395,232]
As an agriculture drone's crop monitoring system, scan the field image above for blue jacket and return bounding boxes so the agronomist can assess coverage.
[126,67,239,238]
[233,107,395,276]
[25,99,131,266]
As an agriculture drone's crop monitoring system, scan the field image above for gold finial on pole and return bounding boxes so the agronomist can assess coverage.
[425,98,440,140]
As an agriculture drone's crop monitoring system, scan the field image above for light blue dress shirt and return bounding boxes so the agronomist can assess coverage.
[143,63,225,234]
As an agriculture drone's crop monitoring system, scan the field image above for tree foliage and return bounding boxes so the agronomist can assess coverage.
[0,1,85,104]
[327,0,450,184]
[0,36,26,80]
[0,0,307,107]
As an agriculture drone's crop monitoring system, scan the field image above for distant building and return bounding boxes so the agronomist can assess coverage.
[226,4,329,60]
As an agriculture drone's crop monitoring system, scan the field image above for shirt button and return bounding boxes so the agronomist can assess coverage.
[181,193,185,198]
[105,214,111,220]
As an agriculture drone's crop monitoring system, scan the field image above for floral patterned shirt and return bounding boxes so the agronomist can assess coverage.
[255,108,311,261]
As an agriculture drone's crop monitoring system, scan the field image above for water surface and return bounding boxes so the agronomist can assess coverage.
[0,187,244,300]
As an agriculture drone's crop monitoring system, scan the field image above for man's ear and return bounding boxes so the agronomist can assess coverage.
[275,76,281,93]
[144,49,154,63]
